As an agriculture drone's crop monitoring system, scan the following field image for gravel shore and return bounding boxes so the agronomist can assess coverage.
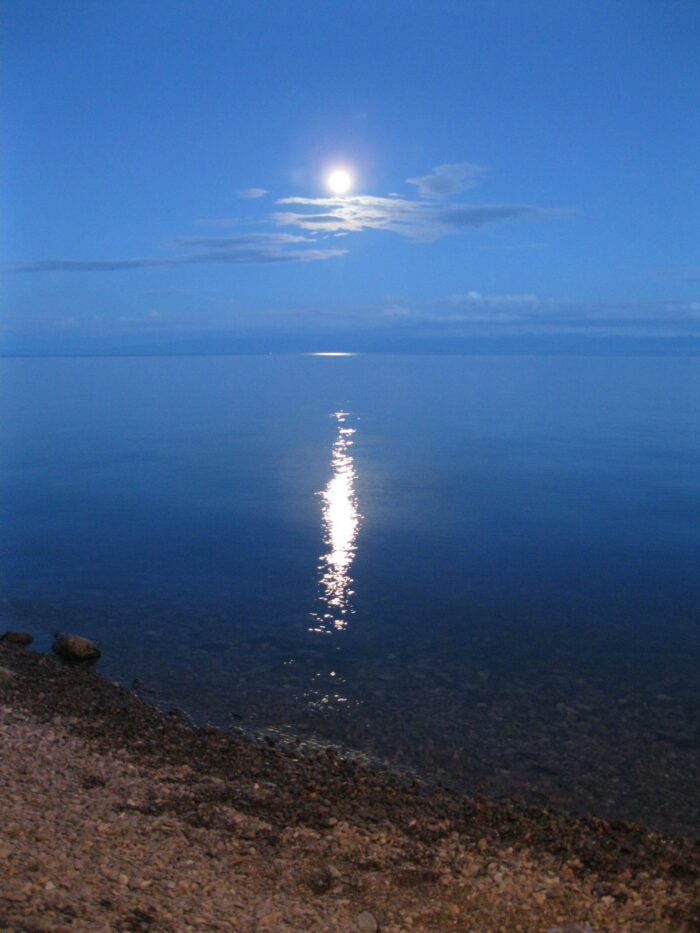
[1,642,698,932]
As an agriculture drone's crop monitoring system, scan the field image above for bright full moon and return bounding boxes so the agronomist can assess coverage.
[327,169,352,195]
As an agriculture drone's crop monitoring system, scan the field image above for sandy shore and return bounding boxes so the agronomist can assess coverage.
[1,642,698,932]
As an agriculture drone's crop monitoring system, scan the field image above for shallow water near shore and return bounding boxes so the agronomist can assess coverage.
[1,353,699,836]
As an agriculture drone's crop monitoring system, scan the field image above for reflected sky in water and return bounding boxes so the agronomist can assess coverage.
[3,355,700,834]
[309,411,360,635]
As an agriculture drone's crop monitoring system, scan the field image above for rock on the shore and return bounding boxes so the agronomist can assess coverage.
[0,631,33,646]
[547,926,598,933]
[53,634,101,662]
[0,666,15,685]
[356,910,378,932]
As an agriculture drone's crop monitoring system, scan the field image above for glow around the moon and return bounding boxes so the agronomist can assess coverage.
[327,168,352,195]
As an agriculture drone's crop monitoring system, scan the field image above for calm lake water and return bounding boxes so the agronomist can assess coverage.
[2,354,699,835]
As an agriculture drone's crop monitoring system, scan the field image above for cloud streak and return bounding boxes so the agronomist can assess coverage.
[4,161,561,274]
[406,162,486,197]
[273,161,563,241]
[275,193,557,241]
[237,187,268,199]
[171,232,313,249]
[4,235,346,274]
[376,292,700,336]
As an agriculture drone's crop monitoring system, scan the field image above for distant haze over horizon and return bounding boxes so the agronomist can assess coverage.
[2,0,699,355]
[4,335,700,360]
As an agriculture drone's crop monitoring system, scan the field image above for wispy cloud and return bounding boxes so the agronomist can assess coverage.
[274,163,559,241]
[4,233,346,274]
[170,232,313,249]
[406,162,486,197]
[195,217,238,227]
[275,194,554,240]
[237,187,269,199]
[376,292,700,336]
[3,161,561,274]
[4,242,346,274]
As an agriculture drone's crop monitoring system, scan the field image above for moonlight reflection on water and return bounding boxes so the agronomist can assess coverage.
[309,411,360,634]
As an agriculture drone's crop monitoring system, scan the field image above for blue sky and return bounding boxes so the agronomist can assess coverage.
[2,0,699,353]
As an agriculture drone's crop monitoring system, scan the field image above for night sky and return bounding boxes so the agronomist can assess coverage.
[2,0,699,353]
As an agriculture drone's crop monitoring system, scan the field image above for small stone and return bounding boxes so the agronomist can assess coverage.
[0,631,33,646]
[0,847,11,859]
[546,927,596,933]
[0,667,15,685]
[53,634,101,662]
[118,874,129,886]
[356,910,378,932]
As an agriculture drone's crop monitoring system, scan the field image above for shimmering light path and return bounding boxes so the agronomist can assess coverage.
[310,412,360,634]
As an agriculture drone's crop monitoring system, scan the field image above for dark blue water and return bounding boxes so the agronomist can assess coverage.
[2,354,699,835]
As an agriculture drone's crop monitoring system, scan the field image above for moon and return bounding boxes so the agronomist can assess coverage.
[327,168,352,196]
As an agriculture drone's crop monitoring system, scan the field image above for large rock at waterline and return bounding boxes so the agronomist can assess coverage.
[0,631,33,646]
[53,634,101,662]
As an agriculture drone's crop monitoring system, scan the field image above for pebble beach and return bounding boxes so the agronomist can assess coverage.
[1,640,698,933]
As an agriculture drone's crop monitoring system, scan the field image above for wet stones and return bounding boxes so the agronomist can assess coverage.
[0,631,33,647]
[53,634,101,662]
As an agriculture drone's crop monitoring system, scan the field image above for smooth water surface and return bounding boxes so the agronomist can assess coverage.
[2,354,699,835]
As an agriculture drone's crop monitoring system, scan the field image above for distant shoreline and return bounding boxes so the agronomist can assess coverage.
[1,642,698,932]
